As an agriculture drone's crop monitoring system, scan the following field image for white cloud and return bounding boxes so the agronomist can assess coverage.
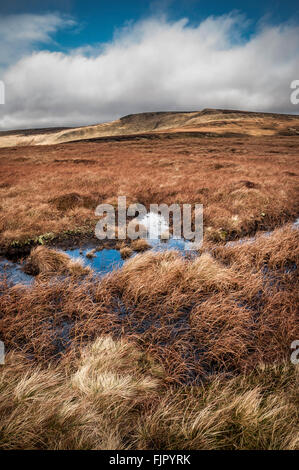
[0,13,299,130]
[0,13,74,71]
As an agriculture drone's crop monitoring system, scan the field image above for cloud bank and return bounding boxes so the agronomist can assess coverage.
[0,13,74,71]
[0,13,299,130]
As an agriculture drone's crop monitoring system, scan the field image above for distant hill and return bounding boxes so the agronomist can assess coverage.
[0,109,298,147]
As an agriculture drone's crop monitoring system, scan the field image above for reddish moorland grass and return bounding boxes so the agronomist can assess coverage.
[0,227,298,450]
[1,227,298,383]
[0,135,298,250]
[211,223,299,269]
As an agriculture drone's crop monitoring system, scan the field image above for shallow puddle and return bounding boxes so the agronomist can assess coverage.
[65,238,191,275]
[0,238,191,287]
[65,247,124,275]
[149,237,187,252]
[225,217,299,247]
[1,217,298,286]
[0,257,33,286]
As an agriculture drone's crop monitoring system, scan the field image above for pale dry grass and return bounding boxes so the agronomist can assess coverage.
[136,362,299,450]
[0,337,162,450]
[0,339,297,450]
[71,337,160,400]
[1,109,299,147]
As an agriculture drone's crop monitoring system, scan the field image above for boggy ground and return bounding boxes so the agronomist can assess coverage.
[0,134,298,256]
[0,225,298,449]
[0,133,298,450]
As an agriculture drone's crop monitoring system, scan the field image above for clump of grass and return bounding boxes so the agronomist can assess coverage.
[120,246,133,259]
[130,238,151,252]
[189,294,254,371]
[24,246,91,277]
[112,250,247,309]
[213,224,299,270]
[48,192,95,211]
[86,248,96,259]
[0,344,297,450]
[136,362,299,450]
[71,336,160,400]
[0,337,162,450]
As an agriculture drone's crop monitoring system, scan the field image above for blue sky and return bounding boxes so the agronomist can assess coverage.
[1,0,299,52]
[0,1,298,129]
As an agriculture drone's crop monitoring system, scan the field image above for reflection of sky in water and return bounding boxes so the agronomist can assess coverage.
[150,237,185,251]
[66,238,191,275]
[0,258,33,285]
[1,217,299,286]
[139,212,169,239]
[139,212,201,251]
[65,248,124,275]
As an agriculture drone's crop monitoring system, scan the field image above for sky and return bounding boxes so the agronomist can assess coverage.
[0,0,298,129]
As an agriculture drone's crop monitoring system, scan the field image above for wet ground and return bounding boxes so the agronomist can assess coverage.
[1,218,298,287]
[0,257,33,286]
[0,236,190,286]
[66,247,124,275]
[1,219,297,382]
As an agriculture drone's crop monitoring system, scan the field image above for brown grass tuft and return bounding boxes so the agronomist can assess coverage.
[86,248,96,259]
[120,246,133,259]
[130,238,151,252]
[24,246,91,277]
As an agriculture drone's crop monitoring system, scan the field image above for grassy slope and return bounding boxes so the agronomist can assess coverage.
[1,109,299,147]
